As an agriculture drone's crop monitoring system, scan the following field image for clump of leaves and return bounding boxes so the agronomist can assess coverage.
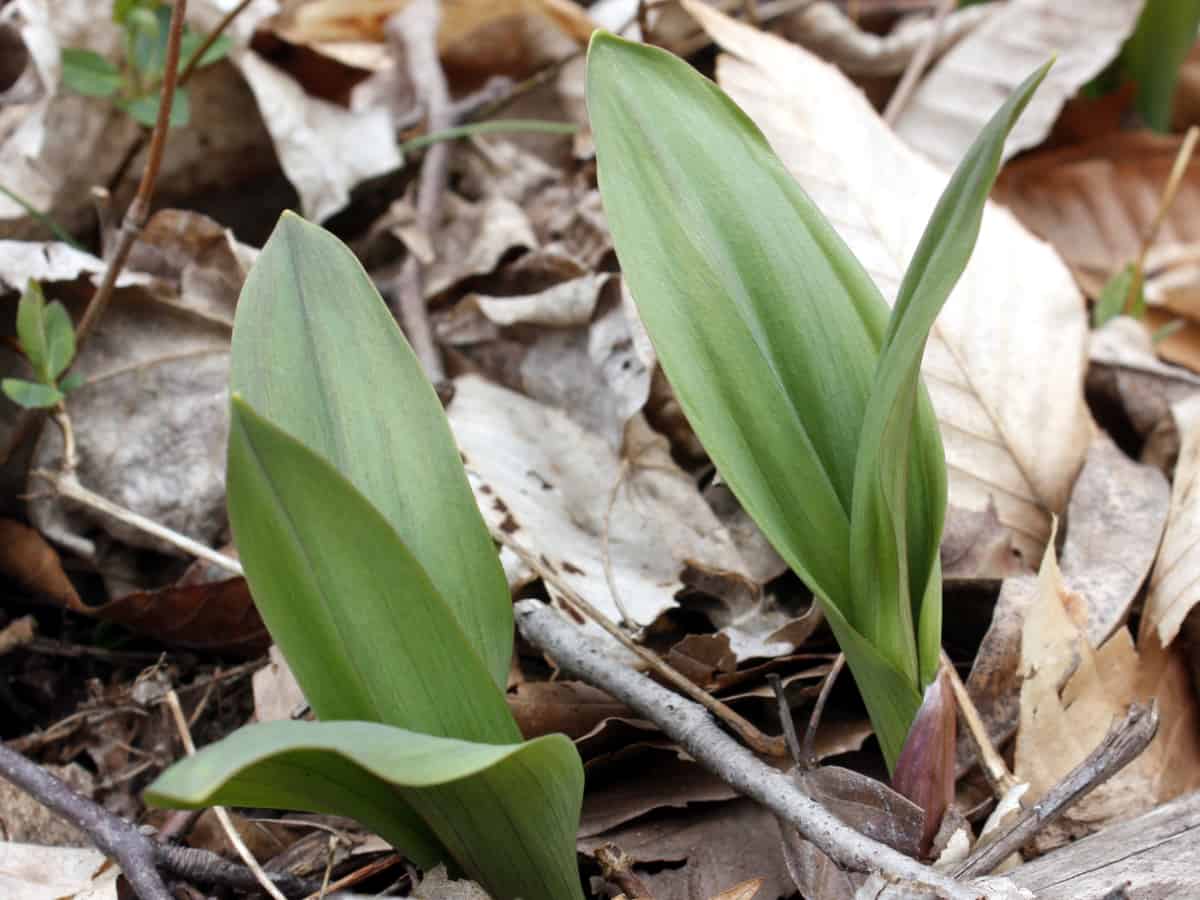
[587,32,1045,773]
[3,280,81,409]
[60,0,231,127]
[145,214,585,900]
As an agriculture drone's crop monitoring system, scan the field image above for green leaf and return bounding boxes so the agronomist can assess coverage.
[121,87,190,128]
[1117,0,1200,131]
[146,720,586,900]
[178,29,232,72]
[2,378,62,409]
[231,212,513,690]
[848,60,1050,692]
[1092,264,1139,328]
[227,396,520,745]
[15,279,48,379]
[43,302,76,380]
[58,371,85,394]
[59,49,121,98]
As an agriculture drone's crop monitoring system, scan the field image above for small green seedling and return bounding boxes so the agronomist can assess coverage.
[587,32,1045,772]
[145,215,585,900]
[60,0,231,127]
[3,280,81,409]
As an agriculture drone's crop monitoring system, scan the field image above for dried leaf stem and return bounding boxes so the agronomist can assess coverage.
[516,599,982,899]
[940,649,1017,797]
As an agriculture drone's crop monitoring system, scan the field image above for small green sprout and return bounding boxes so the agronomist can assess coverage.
[3,280,81,409]
[60,0,231,127]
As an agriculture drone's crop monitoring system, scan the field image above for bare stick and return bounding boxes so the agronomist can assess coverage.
[768,673,804,766]
[0,744,172,900]
[164,690,287,900]
[385,0,450,382]
[31,467,243,576]
[802,651,843,768]
[954,702,1159,879]
[501,534,787,758]
[516,600,981,898]
[883,0,954,125]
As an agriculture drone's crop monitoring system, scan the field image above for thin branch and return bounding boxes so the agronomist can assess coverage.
[883,0,954,125]
[515,600,981,899]
[954,702,1159,879]
[30,467,243,576]
[165,690,287,900]
[802,651,843,768]
[0,743,172,900]
[501,533,788,758]
[940,649,1016,797]
[177,0,254,84]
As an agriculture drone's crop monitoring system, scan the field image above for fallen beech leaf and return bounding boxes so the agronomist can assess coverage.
[708,879,762,900]
[1015,538,1200,852]
[0,842,117,900]
[253,645,308,722]
[892,0,1144,170]
[1145,393,1200,645]
[686,1,1092,562]
[509,680,632,740]
[966,436,1169,757]
[941,502,1026,582]
[0,518,79,607]
[996,132,1200,296]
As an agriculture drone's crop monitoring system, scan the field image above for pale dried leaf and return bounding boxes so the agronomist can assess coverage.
[707,878,762,900]
[448,376,797,659]
[1145,393,1200,645]
[235,50,401,221]
[414,864,493,900]
[0,241,150,292]
[893,0,1143,170]
[686,1,1092,561]
[965,436,1168,758]
[252,645,308,722]
[0,842,117,900]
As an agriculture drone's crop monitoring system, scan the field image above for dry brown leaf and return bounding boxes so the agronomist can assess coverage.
[0,518,80,607]
[996,132,1200,295]
[1145,393,1200,646]
[707,879,762,900]
[892,0,1143,171]
[1014,537,1200,853]
[508,680,632,740]
[253,644,309,722]
[578,799,792,900]
[965,436,1169,757]
[686,1,1092,562]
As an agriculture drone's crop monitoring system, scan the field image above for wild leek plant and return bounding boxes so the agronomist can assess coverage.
[144,214,585,900]
[587,32,1046,772]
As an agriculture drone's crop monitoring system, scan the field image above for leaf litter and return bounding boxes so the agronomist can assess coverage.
[3,1,1200,897]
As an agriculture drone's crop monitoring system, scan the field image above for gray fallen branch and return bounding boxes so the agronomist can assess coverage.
[515,600,980,900]
[0,743,316,898]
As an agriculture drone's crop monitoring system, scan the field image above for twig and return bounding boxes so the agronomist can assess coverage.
[178,0,254,83]
[164,690,287,900]
[500,533,787,758]
[954,702,1159,879]
[596,843,657,899]
[516,600,981,898]
[384,0,451,382]
[883,0,954,125]
[940,649,1016,797]
[802,651,843,768]
[0,743,173,900]
[302,853,403,900]
[30,466,243,576]
[768,673,803,765]
[158,843,317,896]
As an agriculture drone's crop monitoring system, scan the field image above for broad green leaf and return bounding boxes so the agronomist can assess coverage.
[43,301,75,380]
[588,32,886,610]
[59,49,121,98]
[231,213,512,689]
[228,396,520,745]
[1117,0,1200,131]
[121,87,190,128]
[146,720,586,900]
[58,371,85,394]
[848,61,1050,688]
[15,280,48,378]
[2,378,61,409]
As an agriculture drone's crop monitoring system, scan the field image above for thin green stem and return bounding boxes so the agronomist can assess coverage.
[0,185,85,251]
[399,119,577,155]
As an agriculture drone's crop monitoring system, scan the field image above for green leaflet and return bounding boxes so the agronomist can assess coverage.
[1117,0,1200,132]
[226,397,520,745]
[231,213,512,690]
[145,720,585,900]
[587,32,1044,770]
